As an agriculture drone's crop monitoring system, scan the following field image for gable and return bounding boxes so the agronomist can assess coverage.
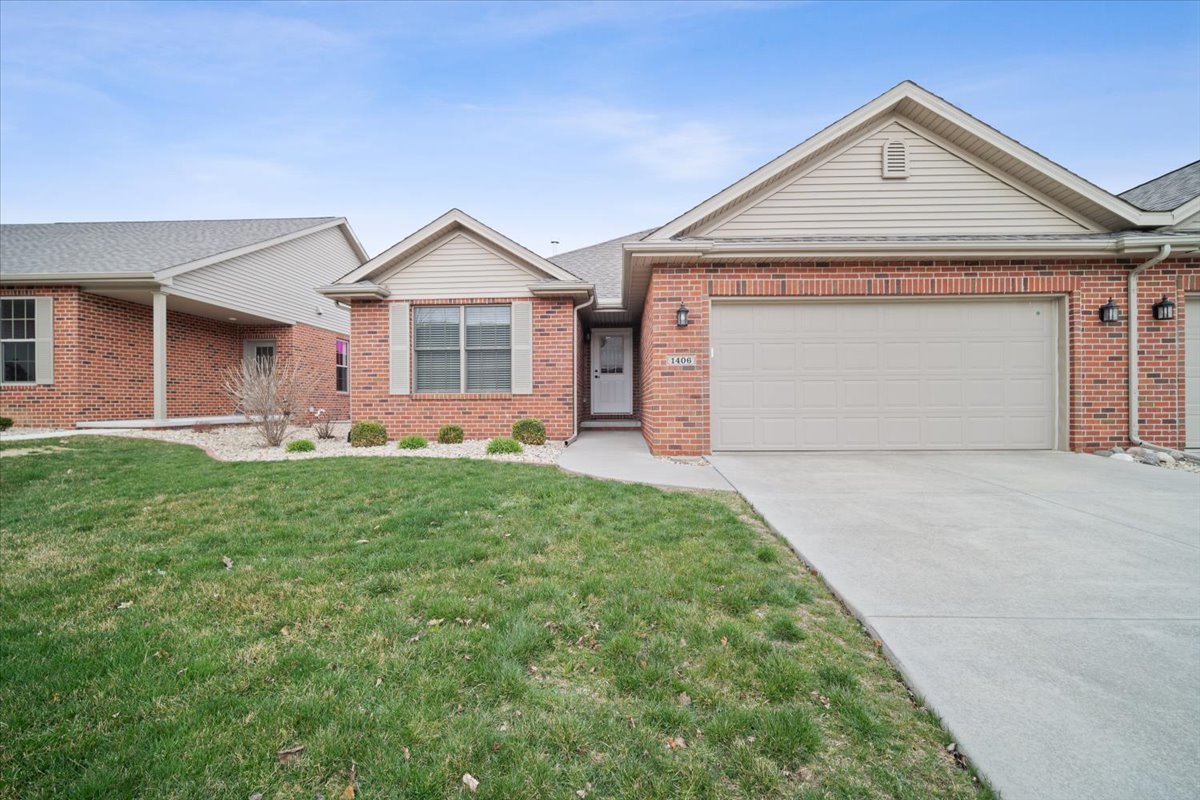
[377,231,549,299]
[701,120,1092,238]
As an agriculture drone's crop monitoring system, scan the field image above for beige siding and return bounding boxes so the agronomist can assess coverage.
[172,226,357,332]
[704,121,1089,237]
[379,232,542,299]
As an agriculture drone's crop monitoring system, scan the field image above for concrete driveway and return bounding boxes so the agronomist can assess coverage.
[708,451,1200,800]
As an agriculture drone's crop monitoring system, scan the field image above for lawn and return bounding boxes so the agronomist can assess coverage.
[0,437,990,799]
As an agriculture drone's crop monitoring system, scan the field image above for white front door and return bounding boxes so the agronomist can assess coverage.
[591,328,633,414]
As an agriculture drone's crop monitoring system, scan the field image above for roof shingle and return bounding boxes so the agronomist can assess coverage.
[1119,161,1200,212]
[0,217,336,276]
[549,229,655,302]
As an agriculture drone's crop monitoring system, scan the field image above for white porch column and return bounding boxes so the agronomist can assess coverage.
[152,290,168,420]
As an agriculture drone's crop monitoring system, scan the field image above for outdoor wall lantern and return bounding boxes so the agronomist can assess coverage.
[1152,295,1176,321]
[1098,297,1121,324]
[676,301,691,327]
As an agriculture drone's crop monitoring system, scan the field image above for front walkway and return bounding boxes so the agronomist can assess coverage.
[708,450,1200,800]
[559,431,732,491]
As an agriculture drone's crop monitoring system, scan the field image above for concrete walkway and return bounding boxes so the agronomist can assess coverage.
[709,450,1200,800]
[0,429,126,442]
[559,431,732,491]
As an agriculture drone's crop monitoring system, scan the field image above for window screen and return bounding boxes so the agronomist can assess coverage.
[465,305,511,392]
[414,306,461,392]
[336,340,349,392]
[1,298,37,382]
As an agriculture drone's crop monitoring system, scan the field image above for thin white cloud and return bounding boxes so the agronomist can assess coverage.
[553,104,748,181]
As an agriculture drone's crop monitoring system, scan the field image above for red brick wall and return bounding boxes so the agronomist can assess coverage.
[2,286,350,427]
[349,296,575,440]
[640,256,1199,455]
[237,323,351,422]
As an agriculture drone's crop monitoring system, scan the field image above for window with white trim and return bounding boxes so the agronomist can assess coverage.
[2,298,38,383]
[413,305,511,393]
[336,339,349,392]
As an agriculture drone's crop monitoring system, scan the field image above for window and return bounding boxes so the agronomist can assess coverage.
[2,298,38,382]
[336,340,349,392]
[414,305,511,393]
[243,340,275,370]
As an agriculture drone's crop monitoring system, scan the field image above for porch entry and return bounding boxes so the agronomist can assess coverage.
[591,327,633,415]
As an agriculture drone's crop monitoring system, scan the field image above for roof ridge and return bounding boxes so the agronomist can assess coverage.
[552,228,658,260]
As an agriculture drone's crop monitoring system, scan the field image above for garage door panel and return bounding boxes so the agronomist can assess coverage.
[711,299,1058,451]
[757,342,796,372]
[840,342,879,369]
[801,381,838,408]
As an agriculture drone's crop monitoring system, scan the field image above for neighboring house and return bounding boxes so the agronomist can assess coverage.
[323,81,1200,456]
[1,217,366,428]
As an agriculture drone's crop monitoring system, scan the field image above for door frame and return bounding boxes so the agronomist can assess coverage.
[590,327,634,415]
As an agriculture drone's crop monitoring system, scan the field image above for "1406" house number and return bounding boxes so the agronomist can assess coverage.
[666,355,696,366]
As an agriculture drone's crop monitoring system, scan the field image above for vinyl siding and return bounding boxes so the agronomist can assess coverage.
[172,226,357,332]
[378,232,542,299]
[704,121,1090,237]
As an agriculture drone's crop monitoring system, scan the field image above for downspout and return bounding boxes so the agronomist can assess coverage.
[566,294,596,445]
[1126,244,1195,461]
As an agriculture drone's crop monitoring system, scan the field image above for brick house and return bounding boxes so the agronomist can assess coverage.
[323,81,1199,456]
[1,217,366,428]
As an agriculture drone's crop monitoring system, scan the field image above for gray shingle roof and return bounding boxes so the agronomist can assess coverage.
[1119,161,1200,212]
[0,217,336,276]
[549,229,655,302]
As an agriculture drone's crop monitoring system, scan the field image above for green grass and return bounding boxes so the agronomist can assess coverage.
[0,437,991,799]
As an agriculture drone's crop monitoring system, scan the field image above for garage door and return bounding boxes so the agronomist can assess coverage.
[1187,296,1200,450]
[711,299,1059,450]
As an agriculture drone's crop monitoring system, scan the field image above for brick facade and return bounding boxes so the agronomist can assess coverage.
[639,256,1199,456]
[348,296,575,440]
[1,286,349,427]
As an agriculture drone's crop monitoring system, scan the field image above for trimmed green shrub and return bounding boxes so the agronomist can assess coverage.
[397,435,428,450]
[286,439,316,453]
[512,418,546,445]
[0,416,13,432]
[486,437,523,455]
[437,424,464,444]
[349,420,387,448]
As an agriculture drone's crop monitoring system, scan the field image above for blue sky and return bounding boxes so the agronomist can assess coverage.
[1,0,1198,257]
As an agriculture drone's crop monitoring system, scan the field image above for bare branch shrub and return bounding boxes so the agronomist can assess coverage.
[223,358,313,447]
[311,408,336,440]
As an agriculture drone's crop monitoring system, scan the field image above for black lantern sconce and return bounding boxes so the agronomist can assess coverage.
[1152,295,1176,321]
[1098,297,1121,324]
[676,301,690,327]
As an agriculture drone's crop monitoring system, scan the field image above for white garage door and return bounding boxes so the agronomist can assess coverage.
[711,299,1059,450]
[1187,296,1200,450]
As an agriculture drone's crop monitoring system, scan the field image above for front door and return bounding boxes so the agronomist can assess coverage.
[591,328,633,414]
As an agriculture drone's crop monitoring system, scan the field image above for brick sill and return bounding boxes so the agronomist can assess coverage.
[410,393,516,401]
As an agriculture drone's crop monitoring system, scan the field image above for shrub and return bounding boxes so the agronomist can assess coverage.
[437,424,464,444]
[311,408,336,439]
[286,439,316,453]
[397,435,428,450]
[349,421,387,448]
[486,437,523,455]
[222,357,314,447]
[0,416,12,432]
[512,418,546,445]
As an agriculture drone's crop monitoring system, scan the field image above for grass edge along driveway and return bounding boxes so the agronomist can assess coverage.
[0,437,993,799]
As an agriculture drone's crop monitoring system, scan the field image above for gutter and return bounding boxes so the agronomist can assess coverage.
[566,293,596,446]
[1126,245,1199,462]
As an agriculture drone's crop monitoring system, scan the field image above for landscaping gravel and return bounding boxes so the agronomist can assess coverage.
[110,423,565,465]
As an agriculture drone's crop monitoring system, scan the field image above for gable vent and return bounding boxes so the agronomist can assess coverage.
[882,138,909,179]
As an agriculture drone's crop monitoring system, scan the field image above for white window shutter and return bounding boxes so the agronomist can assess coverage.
[389,302,410,395]
[34,296,54,385]
[511,301,533,394]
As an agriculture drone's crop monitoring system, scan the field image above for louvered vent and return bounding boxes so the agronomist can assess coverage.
[882,138,909,178]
